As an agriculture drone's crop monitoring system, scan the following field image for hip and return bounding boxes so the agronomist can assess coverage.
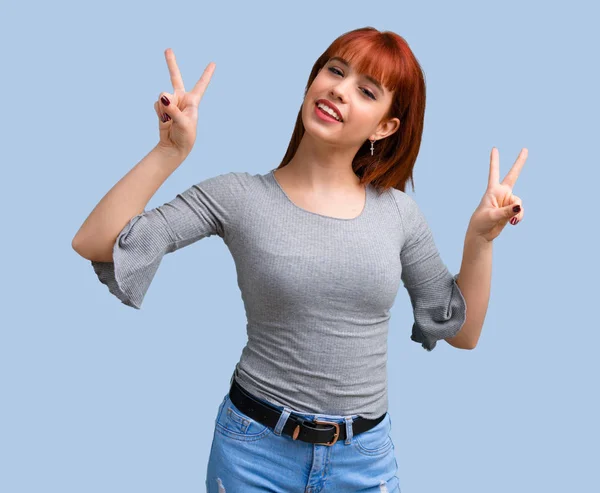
[205,387,401,492]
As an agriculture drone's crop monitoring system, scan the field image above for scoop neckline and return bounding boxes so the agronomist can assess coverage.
[268,169,369,222]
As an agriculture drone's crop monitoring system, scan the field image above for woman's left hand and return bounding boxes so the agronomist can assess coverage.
[467,147,527,243]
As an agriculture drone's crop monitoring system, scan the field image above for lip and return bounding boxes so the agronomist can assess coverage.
[315,99,343,122]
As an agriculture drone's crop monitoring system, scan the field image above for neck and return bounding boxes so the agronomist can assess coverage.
[281,132,363,193]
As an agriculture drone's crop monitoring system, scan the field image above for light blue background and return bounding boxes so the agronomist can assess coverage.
[2,0,598,492]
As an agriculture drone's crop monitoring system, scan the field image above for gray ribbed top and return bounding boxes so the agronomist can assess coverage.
[91,169,466,419]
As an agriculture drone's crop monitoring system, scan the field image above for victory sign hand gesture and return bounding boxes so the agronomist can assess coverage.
[154,48,216,157]
[468,147,528,243]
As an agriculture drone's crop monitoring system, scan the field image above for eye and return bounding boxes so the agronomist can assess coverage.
[327,67,376,100]
[361,88,376,100]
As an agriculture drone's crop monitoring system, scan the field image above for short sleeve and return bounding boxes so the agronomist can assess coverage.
[91,171,250,309]
[398,194,467,351]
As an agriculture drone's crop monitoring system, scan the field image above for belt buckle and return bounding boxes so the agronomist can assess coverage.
[312,419,340,446]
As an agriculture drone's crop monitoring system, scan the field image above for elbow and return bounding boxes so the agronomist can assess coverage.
[72,235,115,262]
[72,233,91,256]
[72,236,86,257]
[445,326,478,350]
[72,236,94,260]
[446,338,477,350]
[454,341,477,351]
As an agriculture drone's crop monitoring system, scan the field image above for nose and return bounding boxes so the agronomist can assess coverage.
[329,79,351,104]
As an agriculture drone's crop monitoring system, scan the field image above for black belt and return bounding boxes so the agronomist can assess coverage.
[228,378,386,446]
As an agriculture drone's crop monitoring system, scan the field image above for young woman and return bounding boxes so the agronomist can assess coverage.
[73,26,526,493]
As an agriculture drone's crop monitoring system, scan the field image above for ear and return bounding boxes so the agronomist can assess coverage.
[373,117,401,140]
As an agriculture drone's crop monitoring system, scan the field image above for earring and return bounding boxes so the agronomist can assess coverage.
[370,139,376,156]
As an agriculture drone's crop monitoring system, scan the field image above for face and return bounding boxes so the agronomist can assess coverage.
[303,56,400,149]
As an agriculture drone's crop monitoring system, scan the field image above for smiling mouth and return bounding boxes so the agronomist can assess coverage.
[315,102,343,122]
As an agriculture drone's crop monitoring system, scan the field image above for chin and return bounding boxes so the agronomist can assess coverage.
[303,121,339,145]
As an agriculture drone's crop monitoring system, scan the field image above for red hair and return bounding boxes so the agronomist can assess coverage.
[276,26,427,193]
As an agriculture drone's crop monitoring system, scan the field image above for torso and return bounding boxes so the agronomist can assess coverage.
[273,168,367,220]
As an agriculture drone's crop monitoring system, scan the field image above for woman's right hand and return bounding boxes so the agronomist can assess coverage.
[154,48,216,158]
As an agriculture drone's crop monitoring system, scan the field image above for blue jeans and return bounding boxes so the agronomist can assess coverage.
[205,391,401,492]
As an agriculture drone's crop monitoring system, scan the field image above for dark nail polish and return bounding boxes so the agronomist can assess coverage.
[513,205,521,213]
[161,96,170,106]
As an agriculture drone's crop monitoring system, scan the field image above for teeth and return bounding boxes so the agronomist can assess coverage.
[317,103,341,121]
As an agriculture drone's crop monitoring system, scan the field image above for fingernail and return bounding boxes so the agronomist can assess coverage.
[513,205,521,213]
[161,96,170,106]
[510,217,516,225]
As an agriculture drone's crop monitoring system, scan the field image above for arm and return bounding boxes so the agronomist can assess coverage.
[86,171,250,309]
[445,231,492,350]
[398,192,469,352]
[72,144,187,261]
[445,146,528,349]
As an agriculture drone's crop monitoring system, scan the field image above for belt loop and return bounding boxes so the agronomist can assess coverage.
[344,416,354,445]
[274,407,292,436]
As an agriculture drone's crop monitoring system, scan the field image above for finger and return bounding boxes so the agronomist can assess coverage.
[165,48,185,93]
[155,100,170,124]
[502,148,528,189]
[189,61,216,104]
[488,147,500,189]
[158,91,183,123]
[508,196,523,225]
[491,194,522,224]
[157,93,172,123]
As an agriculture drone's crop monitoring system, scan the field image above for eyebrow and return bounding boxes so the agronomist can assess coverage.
[328,56,384,94]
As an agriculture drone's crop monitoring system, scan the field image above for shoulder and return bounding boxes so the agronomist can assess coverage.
[387,187,418,211]
[190,171,256,199]
[385,188,432,250]
[387,187,423,228]
[194,170,253,188]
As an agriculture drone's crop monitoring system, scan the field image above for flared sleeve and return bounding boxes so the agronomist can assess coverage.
[398,193,467,351]
[90,171,250,309]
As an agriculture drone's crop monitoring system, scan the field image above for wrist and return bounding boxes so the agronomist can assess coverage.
[465,229,493,247]
[154,143,189,162]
